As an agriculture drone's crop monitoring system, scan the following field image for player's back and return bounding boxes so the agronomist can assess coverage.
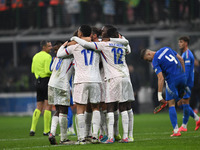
[97,41,129,80]
[68,44,101,84]
[153,47,185,83]
[48,57,74,90]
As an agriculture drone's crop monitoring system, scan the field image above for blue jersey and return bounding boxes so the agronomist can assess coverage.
[152,47,185,83]
[181,49,194,88]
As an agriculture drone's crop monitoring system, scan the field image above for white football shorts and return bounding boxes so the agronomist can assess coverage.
[105,76,135,103]
[73,82,101,104]
[48,86,70,106]
[100,81,106,103]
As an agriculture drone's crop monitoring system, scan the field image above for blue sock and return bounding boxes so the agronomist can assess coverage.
[67,107,73,128]
[182,104,190,125]
[169,106,178,129]
[189,106,195,118]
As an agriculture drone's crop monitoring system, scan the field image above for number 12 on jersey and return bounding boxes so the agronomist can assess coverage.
[112,48,123,64]
[81,49,94,66]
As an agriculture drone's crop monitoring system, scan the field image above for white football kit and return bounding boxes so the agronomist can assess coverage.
[57,44,102,104]
[48,57,74,106]
[71,37,135,103]
[100,66,106,103]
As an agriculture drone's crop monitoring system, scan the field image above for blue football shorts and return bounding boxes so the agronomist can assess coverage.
[165,77,187,101]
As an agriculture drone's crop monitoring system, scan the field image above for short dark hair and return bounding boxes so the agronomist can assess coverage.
[107,27,118,38]
[40,40,50,48]
[102,25,114,31]
[140,48,147,59]
[53,40,63,46]
[79,25,91,37]
[92,27,101,37]
[179,36,190,45]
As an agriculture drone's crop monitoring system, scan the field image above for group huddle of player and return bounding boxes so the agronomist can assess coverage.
[30,24,200,146]
[47,24,135,145]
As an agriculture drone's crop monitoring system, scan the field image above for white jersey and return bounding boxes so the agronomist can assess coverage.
[95,41,130,80]
[57,44,101,84]
[48,57,74,90]
[70,37,130,80]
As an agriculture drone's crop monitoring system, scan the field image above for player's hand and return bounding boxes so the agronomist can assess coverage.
[118,33,122,38]
[154,100,168,114]
[160,99,166,104]
[67,40,77,46]
[63,41,68,47]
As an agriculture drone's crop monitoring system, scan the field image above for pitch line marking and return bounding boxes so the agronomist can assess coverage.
[2,135,200,150]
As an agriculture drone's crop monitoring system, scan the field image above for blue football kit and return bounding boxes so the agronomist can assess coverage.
[181,49,194,99]
[152,47,187,101]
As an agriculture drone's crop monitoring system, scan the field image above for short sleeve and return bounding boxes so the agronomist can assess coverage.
[171,49,177,56]
[152,56,162,75]
[184,51,192,66]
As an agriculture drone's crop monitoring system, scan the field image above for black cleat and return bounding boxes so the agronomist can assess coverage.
[43,131,50,136]
[91,137,100,144]
[60,139,74,145]
[29,131,35,136]
[48,133,57,145]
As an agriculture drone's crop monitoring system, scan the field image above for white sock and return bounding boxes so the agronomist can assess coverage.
[69,122,75,133]
[101,110,108,135]
[128,109,134,137]
[92,110,100,138]
[194,113,199,121]
[114,110,119,136]
[75,114,79,139]
[182,123,187,128]
[107,112,114,139]
[121,111,129,139]
[99,118,103,136]
[50,116,59,136]
[99,111,104,135]
[77,114,85,140]
[174,124,179,133]
[84,112,92,137]
[59,113,68,141]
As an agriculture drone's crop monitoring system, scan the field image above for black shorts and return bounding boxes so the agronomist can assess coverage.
[36,77,50,102]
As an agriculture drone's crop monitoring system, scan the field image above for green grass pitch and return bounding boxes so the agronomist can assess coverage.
[0,112,200,150]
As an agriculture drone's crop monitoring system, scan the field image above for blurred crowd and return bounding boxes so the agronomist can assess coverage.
[0,0,200,113]
[0,0,200,30]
